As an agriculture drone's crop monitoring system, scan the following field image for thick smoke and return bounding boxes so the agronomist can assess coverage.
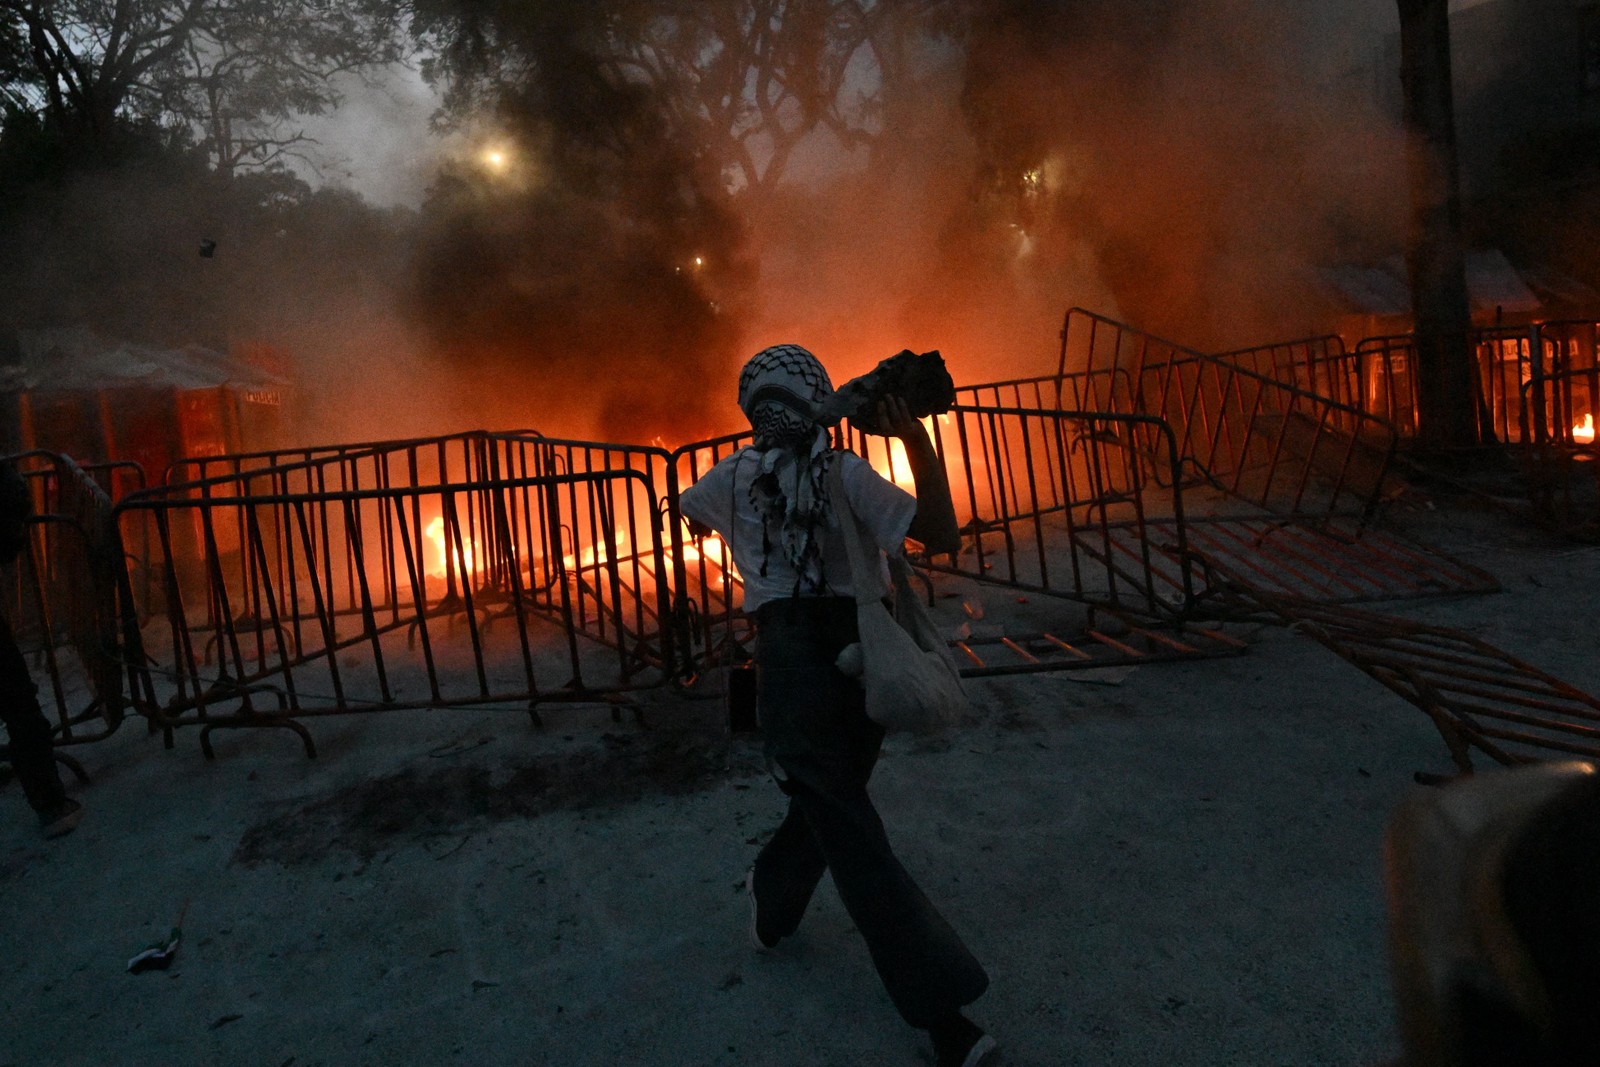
[405,8,750,444]
[740,47,1118,390]
[693,0,1414,403]
[284,1,1597,442]
[303,0,1418,441]
[0,146,445,446]
[947,0,1410,352]
[2,1,1419,456]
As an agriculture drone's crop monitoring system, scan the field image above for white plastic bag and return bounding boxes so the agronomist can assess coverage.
[830,463,970,734]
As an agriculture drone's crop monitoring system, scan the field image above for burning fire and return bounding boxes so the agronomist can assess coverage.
[866,415,957,490]
[425,516,478,579]
[662,532,732,591]
[1575,413,1595,445]
[414,499,746,605]
[568,529,631,569]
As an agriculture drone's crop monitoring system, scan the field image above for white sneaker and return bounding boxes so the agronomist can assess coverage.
[745,867,780,951]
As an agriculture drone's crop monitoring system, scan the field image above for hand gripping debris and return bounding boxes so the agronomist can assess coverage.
[815,349,956,433]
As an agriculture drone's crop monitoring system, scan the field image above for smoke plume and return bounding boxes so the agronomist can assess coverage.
[405,5,751,444]
[950,0,1410,351]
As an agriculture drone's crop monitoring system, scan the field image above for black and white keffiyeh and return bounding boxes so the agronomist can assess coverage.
[737,344,837,593]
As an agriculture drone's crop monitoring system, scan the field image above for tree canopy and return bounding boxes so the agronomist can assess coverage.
[0,0,403,174]
[412,0,964,201]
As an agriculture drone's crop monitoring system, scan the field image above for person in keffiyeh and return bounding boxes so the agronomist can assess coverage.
[679,345,994,1067]
[736,343,838,596]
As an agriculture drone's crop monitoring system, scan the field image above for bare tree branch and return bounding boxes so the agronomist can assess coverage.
[3,0,403,171]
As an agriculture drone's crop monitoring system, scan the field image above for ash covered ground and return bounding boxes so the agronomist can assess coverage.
[4,489,1599,1066]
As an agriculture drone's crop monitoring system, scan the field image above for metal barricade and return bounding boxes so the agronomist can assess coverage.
[930,404,1193,615]
[3,451,139,747]
[664,406,1197,676]
[1518,322,1600,537]
[1534,321,1600,448]
[115,453,670,754]
[1239,593,1600,773]
[1212,336,1359,410]
[1332,322,1600,536]
[955,313,1502,606]
[1036,309,1400,523]
[1278,326,1557,448]
[1348,335,1419,437]
[486,434,680,679]
[664,432,752,678]
[163,430,539,488]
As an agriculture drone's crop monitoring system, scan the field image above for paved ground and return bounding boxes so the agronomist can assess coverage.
[4,494,1597,1066]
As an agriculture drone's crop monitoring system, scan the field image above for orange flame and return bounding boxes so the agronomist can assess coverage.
[562,528,632,570]
[866,416,946,488]
[425,516,477,579]
[1575,413,1595,445]
[672,532,732,589]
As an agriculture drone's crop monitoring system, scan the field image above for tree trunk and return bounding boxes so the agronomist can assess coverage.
[1397,0,1478,449]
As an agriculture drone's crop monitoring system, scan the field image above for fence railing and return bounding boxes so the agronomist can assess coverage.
[47,404,1191,746]
[3,451,138,746]
[1199,320,1600,536]
[19,302,1533,759]
[1211,336,1356,408]
[14,341,1496,760]
[1531,321,1600,448]
[1347,326,1543,444]
[661,405,1198,675]
[932,404,1193,615]
[114,457,670,753]
[162,429,539,488]
[487,434,682,682]
[1228,321,1600,451]
[664,432,753,678]
[959,309,1399,523]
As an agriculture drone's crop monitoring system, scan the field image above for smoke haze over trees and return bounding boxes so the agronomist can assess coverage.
[404,0,752,440]
[400,0,982,439]
[0,0,1463,445]
[1,0,404,172]
[951,0,1409,349]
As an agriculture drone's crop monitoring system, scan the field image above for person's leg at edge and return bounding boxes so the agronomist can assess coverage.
[0,614,77,833]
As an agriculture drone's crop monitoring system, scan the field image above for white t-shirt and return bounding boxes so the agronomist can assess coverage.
[679,449,917,612]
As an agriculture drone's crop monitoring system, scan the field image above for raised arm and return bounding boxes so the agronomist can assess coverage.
[872,396,961,559]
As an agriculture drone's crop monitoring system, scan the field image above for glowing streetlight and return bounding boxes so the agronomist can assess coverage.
[480,146,512,175]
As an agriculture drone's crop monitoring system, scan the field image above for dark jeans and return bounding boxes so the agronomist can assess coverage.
[0,612,66,813]
[750,596,988,1029]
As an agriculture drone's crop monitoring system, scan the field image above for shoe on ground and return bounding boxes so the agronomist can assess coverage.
[931,1014,998,1067]
[39,797,83,839]
[745,867,782,951]
[953,1033,998,1067]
